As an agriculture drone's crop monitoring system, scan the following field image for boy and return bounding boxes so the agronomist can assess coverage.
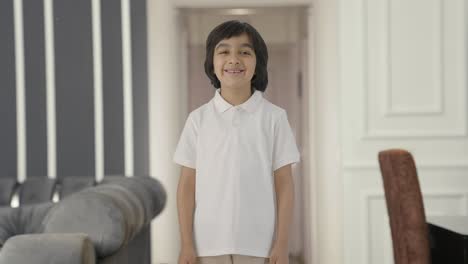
[173,20,300,264]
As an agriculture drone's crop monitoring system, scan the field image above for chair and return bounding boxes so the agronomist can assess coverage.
[378,149,431,264]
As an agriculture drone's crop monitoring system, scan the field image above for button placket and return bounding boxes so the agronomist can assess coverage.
[232,107,241,127]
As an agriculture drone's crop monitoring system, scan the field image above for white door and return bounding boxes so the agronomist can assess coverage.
[340,0,468,263]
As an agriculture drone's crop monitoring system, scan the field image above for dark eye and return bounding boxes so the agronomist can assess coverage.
[241,51,251,55]
[218,50,228,54]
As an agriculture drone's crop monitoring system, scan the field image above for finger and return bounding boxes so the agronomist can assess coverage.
[269,257,275,264]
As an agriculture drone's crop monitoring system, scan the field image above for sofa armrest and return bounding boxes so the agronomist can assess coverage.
[0,233,96,264]
[42,176,166,258]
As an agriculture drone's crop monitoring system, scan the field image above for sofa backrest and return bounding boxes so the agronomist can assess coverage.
[1,176,164,208]
[1,177,97,207]
[0,179,16,207]
[59,177,96,198]
[19,178,57,205]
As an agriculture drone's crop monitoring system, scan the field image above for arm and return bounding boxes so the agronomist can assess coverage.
[270,164,295,264]
[177,166,197,264]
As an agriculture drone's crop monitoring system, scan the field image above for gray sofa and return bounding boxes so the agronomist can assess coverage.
[0,176,166,264]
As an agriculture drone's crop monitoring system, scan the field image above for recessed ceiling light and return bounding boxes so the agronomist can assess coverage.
[225,8,256,16]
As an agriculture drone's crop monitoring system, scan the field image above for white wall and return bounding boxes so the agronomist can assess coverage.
[340,0,468,263]
[147,1,184,263]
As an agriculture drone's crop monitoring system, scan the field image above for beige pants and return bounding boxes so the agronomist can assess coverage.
[198,254,269,264]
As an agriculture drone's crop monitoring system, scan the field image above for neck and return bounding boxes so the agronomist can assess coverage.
[219,86,253,106]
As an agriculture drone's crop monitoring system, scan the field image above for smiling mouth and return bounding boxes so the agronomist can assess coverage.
[224,69,245,74]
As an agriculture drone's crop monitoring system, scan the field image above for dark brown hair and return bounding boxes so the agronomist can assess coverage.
[204,20,269,92]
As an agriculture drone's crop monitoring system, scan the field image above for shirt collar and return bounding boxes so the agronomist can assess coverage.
[213,89,263,113]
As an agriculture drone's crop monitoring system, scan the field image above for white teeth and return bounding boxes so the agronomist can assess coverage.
[225,70,243,73]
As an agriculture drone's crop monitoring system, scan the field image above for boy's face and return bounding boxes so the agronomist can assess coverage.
[213,33,256,91]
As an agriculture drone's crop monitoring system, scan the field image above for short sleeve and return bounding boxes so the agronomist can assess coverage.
[272,110,301,171]
[173,113,197,169]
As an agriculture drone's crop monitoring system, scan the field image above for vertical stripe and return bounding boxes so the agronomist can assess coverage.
[55,0,95,177]
[102,0,124,176]
[14,0,27,183]
[0,0,17,179]
[24,0,47,177]
[122,0,134,177]
[92,0,104,181]
[44,0,56,178]
[131,0,149,176]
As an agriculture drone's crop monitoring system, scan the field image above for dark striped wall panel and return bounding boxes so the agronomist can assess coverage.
[24,0,47,177]
[0,0,17,178]
[1,0,149,180]
[132,0,149,176]
[102,0,125,175]
[130,0,150,249]
[54,0,95,177]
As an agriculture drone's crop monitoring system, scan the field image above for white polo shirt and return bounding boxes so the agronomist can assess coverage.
[173,89,300,257]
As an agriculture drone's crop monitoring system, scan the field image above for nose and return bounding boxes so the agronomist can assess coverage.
[228,53,241,65]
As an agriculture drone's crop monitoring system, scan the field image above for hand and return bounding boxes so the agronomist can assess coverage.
[178,245,197,264]
[269,244,289,264]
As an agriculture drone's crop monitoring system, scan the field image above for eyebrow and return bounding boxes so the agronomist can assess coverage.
[215,43,254,50]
